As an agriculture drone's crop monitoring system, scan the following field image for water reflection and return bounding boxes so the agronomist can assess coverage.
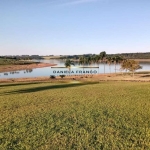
[24,69,33,73]
[10,71,20,74]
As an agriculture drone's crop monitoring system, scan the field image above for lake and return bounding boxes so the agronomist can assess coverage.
[0,59,150,79]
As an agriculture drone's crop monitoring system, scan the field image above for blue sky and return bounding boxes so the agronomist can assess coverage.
[0,0,150,55]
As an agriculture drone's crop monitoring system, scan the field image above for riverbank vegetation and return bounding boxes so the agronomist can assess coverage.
[64,51,143,76]
[0,58,35,66]
[0,81,150,149]
[58,52,150,60]
[0,58,56,73]
[0,55,42,60]
[1,52,150,61]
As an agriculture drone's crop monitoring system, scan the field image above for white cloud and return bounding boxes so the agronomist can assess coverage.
[35,0,100,7]
[59,0,98,6]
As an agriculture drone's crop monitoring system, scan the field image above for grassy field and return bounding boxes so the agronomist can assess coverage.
[0,81,150,149]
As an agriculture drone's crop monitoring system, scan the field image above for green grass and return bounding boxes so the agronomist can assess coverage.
[0,81,150,149]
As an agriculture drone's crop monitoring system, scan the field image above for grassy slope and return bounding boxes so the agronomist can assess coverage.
[0,81,150,149]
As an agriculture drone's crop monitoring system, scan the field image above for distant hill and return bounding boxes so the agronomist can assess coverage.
[109,52,150,59]
[62,52,150,59]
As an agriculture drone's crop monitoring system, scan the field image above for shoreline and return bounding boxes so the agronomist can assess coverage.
[0,63,57,73]
[0,72,150,83]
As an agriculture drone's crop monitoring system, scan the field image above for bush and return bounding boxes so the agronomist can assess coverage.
[59,75,66,78]
[50,75,56,79]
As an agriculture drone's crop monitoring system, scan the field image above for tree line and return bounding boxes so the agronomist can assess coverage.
[62,52,150,60]
[65,51,142,77]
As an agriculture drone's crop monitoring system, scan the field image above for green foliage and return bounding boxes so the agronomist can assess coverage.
[121,60,142,76]
[117,52,150,59]
[0,81,150,149]
[65,59,75,69]
[50,75,56,79]
[62,52,150,60]
[60,75,66,78]
[0,58,34,65]
[100,51,106,59]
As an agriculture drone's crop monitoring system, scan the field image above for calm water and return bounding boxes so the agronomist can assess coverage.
[0,59,150,79]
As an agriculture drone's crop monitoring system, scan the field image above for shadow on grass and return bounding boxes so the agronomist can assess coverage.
[0,82,43,88]
[1,82,99,95]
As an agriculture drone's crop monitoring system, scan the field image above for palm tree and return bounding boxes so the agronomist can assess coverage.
[84,57,89,76]
[91,55,101,74]
[106,56,113,74]
[89,56,96,75]
[87,56,93,76]
[79,56,85,76]
[100,51,106,74]
[96,55,102,74]
[65,59,75,76]
[112,55,121,74]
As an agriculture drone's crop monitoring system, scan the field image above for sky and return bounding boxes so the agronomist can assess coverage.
[0,0,150,55]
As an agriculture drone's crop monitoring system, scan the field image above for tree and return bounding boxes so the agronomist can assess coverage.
[93,55,100,74]
[79,56,85,76]
[120,58,128,74]
[60,75,65,78]
[100,51,106,73]
[112,55,123,74]
[65,59,75,76]
[84,56,97,76]
[106,56,113,74]
[121,60,142,77]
